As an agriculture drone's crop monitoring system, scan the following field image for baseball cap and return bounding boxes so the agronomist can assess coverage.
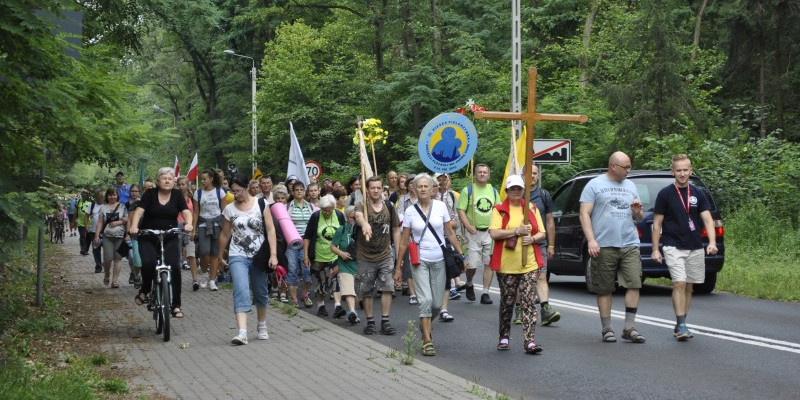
[505,175,524,189]
[434,173,449,179]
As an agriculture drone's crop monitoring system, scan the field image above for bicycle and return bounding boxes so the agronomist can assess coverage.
[138,227,182,342]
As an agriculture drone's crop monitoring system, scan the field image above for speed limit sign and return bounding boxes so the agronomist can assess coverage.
[305,160,322,180]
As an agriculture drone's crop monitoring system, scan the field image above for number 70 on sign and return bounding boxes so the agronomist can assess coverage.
[305,160,322,180]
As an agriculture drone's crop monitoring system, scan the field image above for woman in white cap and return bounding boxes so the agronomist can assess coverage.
[488,175,546,354]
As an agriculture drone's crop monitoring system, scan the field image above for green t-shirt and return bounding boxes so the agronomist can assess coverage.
[331,223,357,275]
[314,212,340,263]
[76,199,90,228]
[457,184,499,229]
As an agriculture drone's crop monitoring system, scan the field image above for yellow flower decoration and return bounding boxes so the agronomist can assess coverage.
[353,118,390,147]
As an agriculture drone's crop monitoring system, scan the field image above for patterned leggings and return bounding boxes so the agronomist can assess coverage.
[498,270,539,343]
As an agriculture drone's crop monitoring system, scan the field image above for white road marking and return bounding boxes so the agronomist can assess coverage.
[474,285,800,354]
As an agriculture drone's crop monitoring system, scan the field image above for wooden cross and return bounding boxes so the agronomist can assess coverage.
[474,67,588,264]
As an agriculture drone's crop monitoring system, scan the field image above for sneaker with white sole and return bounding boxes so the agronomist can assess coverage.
[200,274,208,289]
[209,280,219,291]
[231,333,248,345]
[409,295,418,305]
[257,326,269,340]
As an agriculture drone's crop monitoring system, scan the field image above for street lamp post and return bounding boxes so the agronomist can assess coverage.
[152,104,177,129]
[224,49,257,176]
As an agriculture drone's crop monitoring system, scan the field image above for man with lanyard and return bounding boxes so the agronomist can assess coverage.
[76,190,91,255]
[84,189,105,273]
[354,175,401,336]
[457,163,500,304]
[115,172,131,205]
[519,164,562,326]
[651,154,718,340]
[579,151,646,343]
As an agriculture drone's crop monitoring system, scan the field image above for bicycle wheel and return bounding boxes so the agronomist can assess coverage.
[154,283,163,334]
[160,271,171,342]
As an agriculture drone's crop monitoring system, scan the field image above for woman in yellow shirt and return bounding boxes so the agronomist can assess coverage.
[488,175,546,354]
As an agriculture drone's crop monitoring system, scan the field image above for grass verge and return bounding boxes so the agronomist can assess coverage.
[0,233,128,398]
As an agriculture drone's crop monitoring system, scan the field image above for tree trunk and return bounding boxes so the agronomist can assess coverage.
[430,0,442,67]
[690,0,708,64]
[759,47,766,139]
[370,0,388,78]
[773,1,785,132]
[401,0,422,130]
[579,0,599,88]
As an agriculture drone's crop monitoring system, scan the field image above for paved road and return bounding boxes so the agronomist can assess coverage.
[56,233,800,399]
[306,269,800,400]
[55,235,496,400]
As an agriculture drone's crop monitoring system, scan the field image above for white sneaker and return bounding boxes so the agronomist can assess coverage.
[231,333,248,345]
[209,280,218,291]
[257,326,269,340]
[199,274,208,289]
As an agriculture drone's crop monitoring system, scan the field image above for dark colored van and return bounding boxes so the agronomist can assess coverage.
[548,169,725,293]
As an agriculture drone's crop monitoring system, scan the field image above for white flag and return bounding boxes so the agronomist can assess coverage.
[358,127,375,178]
[287,122,310,186]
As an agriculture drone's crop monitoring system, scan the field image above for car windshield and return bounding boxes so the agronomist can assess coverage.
[631,176,715,212]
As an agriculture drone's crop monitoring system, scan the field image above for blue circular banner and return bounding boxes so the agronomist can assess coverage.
[418,113,478,173]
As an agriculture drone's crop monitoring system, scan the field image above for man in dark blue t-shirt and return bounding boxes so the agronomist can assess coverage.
[651,154,718,341]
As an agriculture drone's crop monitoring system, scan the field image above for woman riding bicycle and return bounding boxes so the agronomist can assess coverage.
[129,167,193,318]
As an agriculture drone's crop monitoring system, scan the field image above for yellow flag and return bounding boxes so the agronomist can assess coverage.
[251,168,263,181]
[499,125,527,201]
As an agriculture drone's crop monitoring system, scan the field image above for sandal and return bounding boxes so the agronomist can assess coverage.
[422,340,435,356]
[602,328,617,343]
[622,327,646,343]
[524,340,543,354]
[497,336,510,351]
[172,307,184,318]
[134,292,148,306]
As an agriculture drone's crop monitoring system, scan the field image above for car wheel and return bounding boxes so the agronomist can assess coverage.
[584,256,596,294]
[694,272,717,294]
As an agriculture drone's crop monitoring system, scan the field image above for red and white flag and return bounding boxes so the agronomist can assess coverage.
[186,153,199,181]
[173,155,181,177]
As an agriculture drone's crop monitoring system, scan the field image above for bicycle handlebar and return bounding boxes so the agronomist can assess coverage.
[138,227,184,236]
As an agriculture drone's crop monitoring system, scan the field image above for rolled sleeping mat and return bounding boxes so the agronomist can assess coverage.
[270,203,303,250]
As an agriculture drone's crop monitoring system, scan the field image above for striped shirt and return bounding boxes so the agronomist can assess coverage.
[287,200,314,236]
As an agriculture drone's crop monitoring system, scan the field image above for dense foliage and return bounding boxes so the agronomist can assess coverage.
[2,0,799,261]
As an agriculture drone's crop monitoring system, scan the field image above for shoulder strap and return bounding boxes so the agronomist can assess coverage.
[216,187,224,210]
[413,204,439,246]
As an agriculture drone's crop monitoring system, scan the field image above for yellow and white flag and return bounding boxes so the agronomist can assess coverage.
[500,125,527,201]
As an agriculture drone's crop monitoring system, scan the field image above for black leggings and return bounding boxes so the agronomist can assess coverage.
[138,235,182,307]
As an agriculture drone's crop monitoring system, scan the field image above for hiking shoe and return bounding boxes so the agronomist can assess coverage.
[317,305,328,317]
[347,311,360,325]
[279,293,288,303]
[303,296,313,308]
[270,289,278,300]
[333,305,346,319]
[231,333,248,345]
[182,261,190,270]
[439,310,454,322]
[257,326,269,340]
[128,272,135,284]
[409,295,418,305]
[363,322,377,335]
[674,324,690,341]
[449,288,461,300]
[192,280,200,291]
[541,304,561,326]
[380,321,396,335]
[465,283,476,301]
[209,280,219,291]
[480,293,493,304]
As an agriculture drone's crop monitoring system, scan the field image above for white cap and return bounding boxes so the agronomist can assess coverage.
[434,172,449,179]
[505,175,524,189]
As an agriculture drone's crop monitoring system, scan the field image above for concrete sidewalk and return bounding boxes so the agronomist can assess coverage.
[59,235,494,399]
